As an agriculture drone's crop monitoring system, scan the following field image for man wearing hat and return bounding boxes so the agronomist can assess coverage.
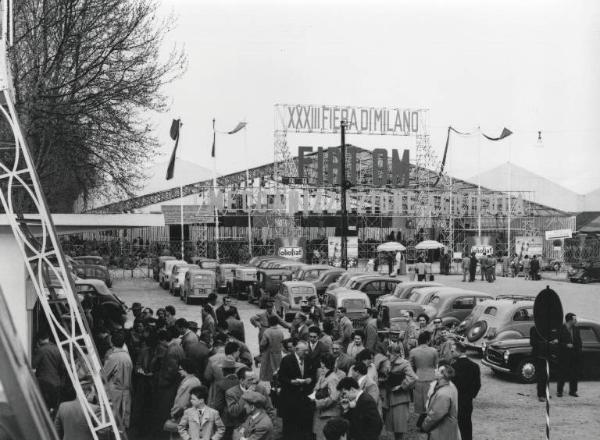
[176,318,199,357]
[237,390,274,440]
[212,358,241,440]
[131,302,143,326]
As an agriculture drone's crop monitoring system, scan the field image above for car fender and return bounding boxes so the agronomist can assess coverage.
[494,330,526,342]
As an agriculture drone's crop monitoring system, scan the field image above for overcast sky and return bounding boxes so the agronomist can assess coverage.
[152,0,600,194]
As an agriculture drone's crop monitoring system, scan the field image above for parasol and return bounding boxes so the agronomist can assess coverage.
[415,240,444,250]
[377,242,406,252]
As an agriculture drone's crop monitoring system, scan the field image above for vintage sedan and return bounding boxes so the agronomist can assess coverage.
[376,281,443,307]
[153,255,176,281]
[75,279,128,327]
[232,266,258,299]
[325,272,372,294]
[379,301,427,330]
[421,289,494,328]
[160,259,186,289]
[73,255,106,266]
[312,268,346,296]
[182,268,216,305]
[275,281,318,322]
[348,275,402,306]
[460,297,536,351]
[216,264,240,293]
[253,269,294,307]
[482,318,600,383]
[295,264,334,282]
[568,261,600,284]
[322,289,371,329]
[169,263,200,296]
[75,264,112,288]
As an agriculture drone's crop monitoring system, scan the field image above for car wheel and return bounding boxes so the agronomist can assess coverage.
[553,263,560,272]
[467,321,488,342]
[582,274,590,284]
[517,358,537,384]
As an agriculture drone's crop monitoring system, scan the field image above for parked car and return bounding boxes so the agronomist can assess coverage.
[274,281,318,321]
[182,268,216,305]
[160,259,187,289]
[420,289,494,328]
[482,318,600,383]
[153,255,176,281]
[73,255,105,266]
[348,275,402,306]
[379,301,427,331]
[74,279,127,327]
[312,269,346,296]
[459,297,536,351]
[376,281,443,307]
[541,258,563,272]
[191,257,220,272]
[254,269,293,307]
[216,264,240,293]
[75,264,112,288]
[322,289,371,329]
[169,263,200,296]
[232,266,258,299]
[294,264,334,282]
[325,272,373,295]
[568,261,600,283]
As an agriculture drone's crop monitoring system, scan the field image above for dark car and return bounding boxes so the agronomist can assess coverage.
[254,269,293,307]
[74,279,128,327]
[76,264,113,287]
[348,275,402,306]
[568,261,600,283]
[312,269,346,296]
[482,318,600,383]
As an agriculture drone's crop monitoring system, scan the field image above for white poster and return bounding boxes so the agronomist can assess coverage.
[515,236,543,257]
[328,236,358,259]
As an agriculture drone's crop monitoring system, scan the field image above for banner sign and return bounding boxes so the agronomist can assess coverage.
[328,236,358,259]
[545,229,572,240]
[281,104,424,136]
[277,247,304,259]
[515,236,543,257]
[471,245,494,258]
[184,187,527,219]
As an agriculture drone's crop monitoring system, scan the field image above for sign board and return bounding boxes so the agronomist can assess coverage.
[545,229,572,240]
[277,247,304,260]
[533,287,563,343]
[471,245,493,258]
[328,236,358,259]
[515,236,543,257]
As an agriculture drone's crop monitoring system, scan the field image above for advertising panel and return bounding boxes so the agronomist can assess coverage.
[328,236,358,259]
[515,236,543,257]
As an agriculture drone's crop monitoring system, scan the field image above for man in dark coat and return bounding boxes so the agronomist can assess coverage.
[336,377,382,440]
[469,252,478,282]
[225,308,246,342]
[277,340,316,440]
[557,313,582,397]
[32,331,65,412]
[211,359,240,440]
[530,255,541,281]
[451,342,481,440]
[306,326,330,371]
[216,296,241,329]
[530,325,558,401]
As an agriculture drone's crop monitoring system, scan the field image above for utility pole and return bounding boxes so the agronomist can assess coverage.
[340,121,348,270]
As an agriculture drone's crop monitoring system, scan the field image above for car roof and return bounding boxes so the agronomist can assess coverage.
[219,264,240,268]
[299,264,332,270]
[384,302,425,311]
[282,281,316,288]
[431,289,493,301]
[187,268,215,275]
[75,278,111,294]
[328,288,370,299]
[77,264,108,271]
[399,281,443,288]
[354,276,401,283]
[259,268,293,274]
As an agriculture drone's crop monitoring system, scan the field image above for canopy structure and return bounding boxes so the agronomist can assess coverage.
[377,242,406,252]
[415,240,444,250]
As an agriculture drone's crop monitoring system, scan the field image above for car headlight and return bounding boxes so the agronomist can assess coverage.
[481,341,487,352]
[503,349,510,362]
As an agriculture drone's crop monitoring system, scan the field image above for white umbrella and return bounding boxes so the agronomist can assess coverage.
[415,240,444,250]
[377,242,406,252]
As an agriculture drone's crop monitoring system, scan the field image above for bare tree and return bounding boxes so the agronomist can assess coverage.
[10,0,186,211]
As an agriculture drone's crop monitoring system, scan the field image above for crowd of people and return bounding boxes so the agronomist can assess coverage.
[32,289,487,440]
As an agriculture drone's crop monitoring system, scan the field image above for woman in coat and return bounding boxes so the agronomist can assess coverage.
[384,343,417,440]
[259,315,285,383]
[421,363,461,440]
[313,353,344,440]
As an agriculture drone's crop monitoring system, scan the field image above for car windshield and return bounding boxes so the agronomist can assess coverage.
[291,286,314,295]
[484,306,498,316]
[343,299,367,310]
[408,291,422,302]
[303,270,321,281]
[201,261,218,269]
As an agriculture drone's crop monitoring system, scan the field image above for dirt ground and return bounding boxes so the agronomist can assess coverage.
[113,273,600,440]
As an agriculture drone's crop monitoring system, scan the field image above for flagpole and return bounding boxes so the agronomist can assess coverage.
[244,119,252,258]
[507,139,512,258]
[213,118,220,261]
[477,126,482,239]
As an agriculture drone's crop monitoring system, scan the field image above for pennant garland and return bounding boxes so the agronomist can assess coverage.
[166,119,181,180]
